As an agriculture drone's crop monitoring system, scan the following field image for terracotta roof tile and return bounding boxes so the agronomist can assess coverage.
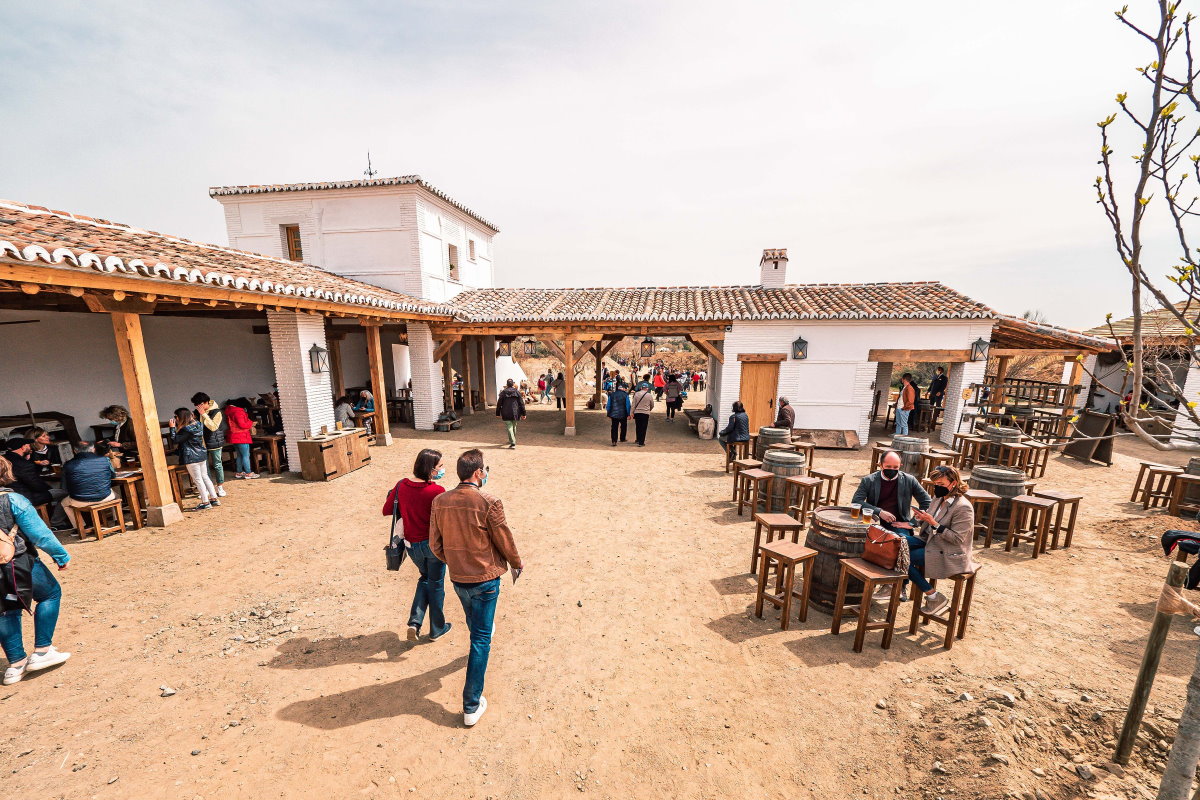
[1082,302,1194,341]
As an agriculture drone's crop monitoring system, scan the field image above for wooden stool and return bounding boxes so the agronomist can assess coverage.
[33,504,51,525]
[1033,489,1082,549]
[965,488,1000,547]
[869,443,889,474]
[1132,462,1179,503]
[724,439,750,473]
[996,442,1032,472]
[766,442,798,453]
[1024,440,1052,479]
[957,437,987,470]
[831,557,906,652]
[738,469,774,517]
[909,570,978,650]
[1005,495,1056,558]
[755,540,817,630]
[783,475,822,526]
[70,497,127,541]
[793,442,816,469]
[751,512,805,573]
[918,451,955,479]
[748,433,759,455]
[1141,465,1183,510]
[1170,474,1200,518]
[808,468,844,505]
[731,458,762,502]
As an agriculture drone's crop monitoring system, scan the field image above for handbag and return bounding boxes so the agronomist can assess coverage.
[863,524,911,573]
[384,492,407,571]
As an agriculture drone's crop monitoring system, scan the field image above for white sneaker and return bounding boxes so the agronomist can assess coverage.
[464,696,488,727]
[26,646,70,671]
[3,659,28,685]
[216,486,227,497]
[406,625,419,642]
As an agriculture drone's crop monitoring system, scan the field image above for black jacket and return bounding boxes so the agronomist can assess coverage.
[63,451,116,502]
[720,412,750,442]
[200,408,228,449]
[496,387,526,422]
[929,373,948,399]
[4,451,52,505]
[851,471,932,524]
[170,422,208,465]
[774,404,795,430]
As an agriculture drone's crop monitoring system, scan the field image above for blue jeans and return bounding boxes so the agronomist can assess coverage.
[407,540,449,636]
[0,560,62,663]
[899,531,932,594]
[452,577,500,714]
[233,443,252,473]
[895,408,911,435]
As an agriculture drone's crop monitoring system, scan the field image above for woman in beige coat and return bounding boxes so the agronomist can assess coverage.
[908,464,976,617]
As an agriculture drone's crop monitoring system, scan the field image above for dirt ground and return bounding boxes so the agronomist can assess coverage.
[3,395,1198,799]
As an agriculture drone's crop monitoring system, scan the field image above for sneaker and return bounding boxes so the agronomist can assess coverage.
[611,442,617,447]
[872,585,894,602]
[406,625,419,642]
[464,695,488,727]
[194,503,212,511]
[210,499,221,507]
[429,623,452,641]
[3,659,28,685]
[27,646,70,672]
[216,486,227,497]
[922,592,951,617]
[246,473,261,479]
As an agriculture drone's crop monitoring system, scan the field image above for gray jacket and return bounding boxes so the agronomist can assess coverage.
[850,471,931,524]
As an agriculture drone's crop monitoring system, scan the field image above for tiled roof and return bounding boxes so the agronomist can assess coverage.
[993,315,1116,353]
[208,175,499,233]
[0,200,457,317]
[1083,302,1195,341]
[449,283,997,323]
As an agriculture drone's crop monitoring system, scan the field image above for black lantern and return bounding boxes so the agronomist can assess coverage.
[971,337,991,362]
[309,343,329,373]
[791,334,808,360]
[640,337,655,358]
[497,341,512,357]
[523,340,536,356]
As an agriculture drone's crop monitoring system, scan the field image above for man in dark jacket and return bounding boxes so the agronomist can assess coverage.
[774,396,795,431]
[496,379,526,449]
[850,450,932,530]
[5,437,70,529]
[928,367,948,407]
[60,441,117,524]
[606,381,631,446]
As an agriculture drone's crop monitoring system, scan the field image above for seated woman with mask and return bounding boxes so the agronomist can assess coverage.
[892,464,976,617]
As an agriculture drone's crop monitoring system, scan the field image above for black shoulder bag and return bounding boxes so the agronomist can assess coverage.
[385,492,407,571]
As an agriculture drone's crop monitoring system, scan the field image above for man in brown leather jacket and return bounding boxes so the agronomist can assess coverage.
[429,449,523,727]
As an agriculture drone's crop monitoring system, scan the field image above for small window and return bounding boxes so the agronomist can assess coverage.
[282,225,303,262]
[468,239,476,261]
[448,244,460,280]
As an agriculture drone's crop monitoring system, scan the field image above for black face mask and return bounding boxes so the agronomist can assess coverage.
[881,468,899,480]
[933,485,951,498]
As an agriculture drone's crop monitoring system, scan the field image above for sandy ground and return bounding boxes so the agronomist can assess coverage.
[3,396,1198,799]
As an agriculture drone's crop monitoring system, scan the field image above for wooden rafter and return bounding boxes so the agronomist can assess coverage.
[685,334,725,364]
[433,336,461,363]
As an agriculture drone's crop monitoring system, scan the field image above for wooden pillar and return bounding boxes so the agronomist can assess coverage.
[593,344,603,406]
[475,336,488,407]
[363,322,393,446]
[989,355,1012,413]
[442,357,454,413]
[111,312,183,527]
[461,339,474,415]
[328,335,346,399]
[564,337,577,435]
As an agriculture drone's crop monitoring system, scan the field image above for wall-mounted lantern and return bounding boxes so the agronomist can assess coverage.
[791,335,809,360]
[496,341,512,358]
[523,340,537,356]
[971,337,991,362]
[309,343,329,373]
[640,337,655,358]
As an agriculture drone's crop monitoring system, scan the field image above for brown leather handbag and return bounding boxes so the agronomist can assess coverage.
[863,524,902,570]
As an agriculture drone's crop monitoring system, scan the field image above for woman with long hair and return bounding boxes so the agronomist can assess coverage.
[223,399,258,480]
[901,464,976,617]
[169,408,218,510]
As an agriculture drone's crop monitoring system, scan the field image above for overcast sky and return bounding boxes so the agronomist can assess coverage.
[0,0,1185,329]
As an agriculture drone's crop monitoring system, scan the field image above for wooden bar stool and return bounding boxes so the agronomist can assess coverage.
[957,437,986,470]
[1024,440,1052,479]
[1033,489,1083,549]
[738,469,774,517]
[748,433,759,457]
[70,497,127,541]
[731,457,762,502]
[751,512,806,573]
[869,443,889,474]
[908,570,978,650]
[831,557,906,652]
[793,442,816,470]
[766,442,798,453]
[1170,474,1200,518]
[965,488,1000,547]
[755,540,818,629]
[783,475,822,526]
[33,504,51,525]
[1005,495,1056,558]
[1142,465,1183,510]
[1132,462,1178,503]
[996,442,1031,473]
[724,440,750,473]
[918,451,955,479]
[808,468,844,505]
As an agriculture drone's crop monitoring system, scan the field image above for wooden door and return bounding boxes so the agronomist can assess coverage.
[739,361,780,431]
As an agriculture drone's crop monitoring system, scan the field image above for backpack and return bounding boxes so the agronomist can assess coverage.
[0,492,19,565]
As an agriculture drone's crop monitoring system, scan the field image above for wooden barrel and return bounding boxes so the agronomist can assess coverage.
[755,426,791,460]
[891,435,929,477]
[804,506,871,612]
[969,465,1027,536]
[762,449,808,512]
[980,425,1023,465]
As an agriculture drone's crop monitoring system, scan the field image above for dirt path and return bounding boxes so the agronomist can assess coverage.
[2,401,1194,799]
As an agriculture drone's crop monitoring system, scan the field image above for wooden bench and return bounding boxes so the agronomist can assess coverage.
[684,404,713,432]
[908,570,978,650]
[831,557,906,652]
[751,512,805,574]
[755,540,817,630]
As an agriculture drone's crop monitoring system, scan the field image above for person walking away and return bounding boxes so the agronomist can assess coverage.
[692,372,700,392]
[928,366,948,407]
[60,442,117,529]
[631,380,655,447]
[718,401,751,453]
[496,379,526,449]
[429,449,523,727]
[4,438,70,530]
[382,448,451,642]
[169,408,218,510]
[0,456,71,685]
[901,464,976,616]
[664,374,683,421]
[895,373,917,436]
[192,392,227,498]
[553,372,567,410]
[774,396,795,431]
[653,371,666,401]
[224,399,258,479]
[607,381,631,446]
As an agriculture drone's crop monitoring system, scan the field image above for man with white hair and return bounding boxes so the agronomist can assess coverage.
[773,396,795,431]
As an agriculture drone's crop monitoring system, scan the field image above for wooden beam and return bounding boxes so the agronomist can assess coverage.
[460,339,474,415]
[539,339,569,366]
[363,322,392,444]
[475,335,488,406]
[868,349,973,363]
[686,335,725,365]
[737,353,787,362]
[433,336,461,364]
[564,338,577,434]
[328,336,346,399]
[19,283,39,295]
[593,343,603,405]
[597,338,621,360]
[428,324,729,337]
[990,355,1013,412]
[82,293,158,315]
[990,348,1083,358]
[110,312,182,526]
[442,357,454,413]
[571,337,601,366]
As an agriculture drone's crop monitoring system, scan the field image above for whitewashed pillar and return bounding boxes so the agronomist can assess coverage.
[391,343,411,390]
[267,311,336,468]
[873,362,893,422]
[407,322,442,431]
[940,360,987,447]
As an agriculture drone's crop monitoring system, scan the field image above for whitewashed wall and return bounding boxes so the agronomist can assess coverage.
[714,319,994,444]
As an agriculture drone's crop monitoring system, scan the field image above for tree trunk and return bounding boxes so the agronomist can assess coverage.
[1161,642,1200,799]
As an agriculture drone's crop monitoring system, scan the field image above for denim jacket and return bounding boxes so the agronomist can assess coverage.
[0,489,70,566]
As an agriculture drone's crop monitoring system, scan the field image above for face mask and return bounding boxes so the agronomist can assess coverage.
[434,467,446,480]
[881,468,899,480]
[933,485,951,498]
[480,472,489,487]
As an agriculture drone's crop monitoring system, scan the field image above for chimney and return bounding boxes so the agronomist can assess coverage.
[759,248,788,288]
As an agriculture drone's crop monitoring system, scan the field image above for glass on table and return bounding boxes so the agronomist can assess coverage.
[862,508,875,525]
[849,503,862,520]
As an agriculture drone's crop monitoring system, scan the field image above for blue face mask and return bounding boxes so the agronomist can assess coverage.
[480,472,489,487]
[434,467,446,480]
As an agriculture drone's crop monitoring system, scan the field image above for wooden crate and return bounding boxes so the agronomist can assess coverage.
[297,429,371,481]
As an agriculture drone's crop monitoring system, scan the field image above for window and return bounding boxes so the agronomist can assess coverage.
[468,239,476,261]
[447,244,460,281]
[282,225,303,262]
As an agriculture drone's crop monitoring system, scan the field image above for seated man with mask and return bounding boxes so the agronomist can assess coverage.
[850,450,932,596]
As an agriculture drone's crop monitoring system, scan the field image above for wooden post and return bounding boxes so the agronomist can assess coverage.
[461,339,474,415]
[328,336,346,399]
[593,344,603,406]
[989,355,1012,413]
[1115,560,1190,765]
[362,322,392,446]
[111,312,183,526]
[564,337,577,435]
[442,356,454,413]
[475,335,488,407]
[1063,356,1084,416]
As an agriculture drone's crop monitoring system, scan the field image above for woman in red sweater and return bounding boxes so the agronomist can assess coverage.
[382,448,450,641]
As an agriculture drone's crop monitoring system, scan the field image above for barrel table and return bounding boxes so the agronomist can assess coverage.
[980,425,1023,466]
[892,435,929,477]
[803,506,872,613]
[755,426,792,460]
[762,449,808,512]
[968,466,1028,537]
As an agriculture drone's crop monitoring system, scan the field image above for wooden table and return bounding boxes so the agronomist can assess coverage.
[251,434,285,474]
[112,471,146,529]
[1170,474,1200,518]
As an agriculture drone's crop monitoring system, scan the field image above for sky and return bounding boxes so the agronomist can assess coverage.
[0,0,1187,329]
